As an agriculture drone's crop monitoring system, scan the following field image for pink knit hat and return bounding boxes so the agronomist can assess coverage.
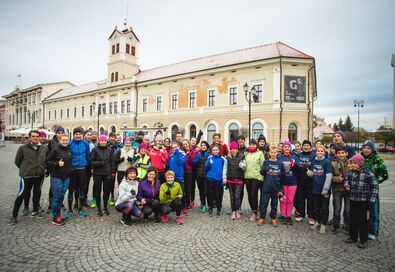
[282,140,292,147]
[350,154,365,167]
[229,141,238,150]
[98,135,107,142]
[140,143,149,150]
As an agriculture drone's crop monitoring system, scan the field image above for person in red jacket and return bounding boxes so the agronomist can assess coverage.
[148,136,169,184]
[210,133,228,156]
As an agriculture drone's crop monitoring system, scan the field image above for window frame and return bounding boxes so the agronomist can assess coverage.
[208,89,216,107]
[229,86,238,105]
[142,97,148,112]
[171,93,178,110]
[189,91,196,109]
[156,96,162,111]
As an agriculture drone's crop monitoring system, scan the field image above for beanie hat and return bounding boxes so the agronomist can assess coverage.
[127,131,135,137]
[138,130,145,136]
[155,135,163,141]
[237,135,245,141]
[123,137,132,144]
[55,126,65,134]
[335,131,346,140]
[39,131,47,138]
[249,139,257,145]
[140,143,149,150]
[73,127,83,135]
[302,140,312,146]
[257,134,266,142]
[282,140,292,147]
[229,141,239,149]
[362,141,375,151]
[200,141,210,149]
[109,132,116,137]
[126,166,137,175]
[350,154,364,167]
[83,130,91,136]
[98,135,107,141]
[143,134,150,140]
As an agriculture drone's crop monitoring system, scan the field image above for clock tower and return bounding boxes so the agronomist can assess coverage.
[107,26,140,83]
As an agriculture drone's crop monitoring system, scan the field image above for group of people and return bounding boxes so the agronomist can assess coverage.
[10,127,388,249]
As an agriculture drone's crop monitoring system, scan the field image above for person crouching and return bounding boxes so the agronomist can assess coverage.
[159,171,184,225]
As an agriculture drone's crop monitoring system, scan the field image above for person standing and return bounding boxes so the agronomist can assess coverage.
[46,134,72,226]
[333,131,356,159]
[361,141,388,240]
[115,137,136,186]
[10,130,47,224]
[148,136,169,184]
[193,141,210,213]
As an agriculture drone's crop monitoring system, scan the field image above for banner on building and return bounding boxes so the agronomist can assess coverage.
[284,76,306,103]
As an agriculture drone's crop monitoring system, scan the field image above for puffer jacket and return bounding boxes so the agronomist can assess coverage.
[90,145,115,175]
[46,144,72,179]
[69,139,90,169]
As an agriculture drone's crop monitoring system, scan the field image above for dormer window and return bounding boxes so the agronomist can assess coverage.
[126,44,130,54]
[131,46,136,56]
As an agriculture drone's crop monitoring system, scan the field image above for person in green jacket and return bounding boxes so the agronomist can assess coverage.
[361,141,389,240]
[159,171,184,225]
[244,139,265,222]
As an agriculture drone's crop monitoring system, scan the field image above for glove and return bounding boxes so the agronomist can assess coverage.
[197,130,203,137]
[120,157,125,162]
[130,189,136,196]
[209,158,213,164]
[111,172,116,177]
[127,156,133,162]
[165,189,171,197]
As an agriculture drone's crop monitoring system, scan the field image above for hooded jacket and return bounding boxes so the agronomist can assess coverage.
[363,151,388,184]
[244,150,265,180]
[205,154,225,183]
[159,182,183,205]
[69,139,90,169]
[115,178,139,206]
[15,142,47,178]
[46,144,72,179]
[193,150,209,178]
[137,179,161,204]
[148,146,169,173]
[90,145,115,175]
[169,148,186,181]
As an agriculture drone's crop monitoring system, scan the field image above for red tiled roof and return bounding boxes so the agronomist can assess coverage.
[136,41,313,82]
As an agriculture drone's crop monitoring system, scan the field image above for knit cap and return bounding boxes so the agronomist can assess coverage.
[335,131,346,140]
[56,126,65,134]
[140,143,149,150]
[126,166,137,175]
[73,127,83,135]
[127,131,135,137]
[257,134,266,142]
[349,154,365,167]
[362,141,375,151]
[200,141,210,149]
[109,132,116,137]
[229,141,238,149]
[98,135,108,142]
[302,140,312,146]
[39,131,47,138]
[282,140,292,147]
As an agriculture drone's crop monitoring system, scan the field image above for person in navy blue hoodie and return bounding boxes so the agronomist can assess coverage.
[332,131,355,160]
[258,146,285,227]
[168,142,187,210]
[294,140,316,224]
[205,146,226,217]
[278,141,299,225]
[68,127,90,217]
[308,146,332,234]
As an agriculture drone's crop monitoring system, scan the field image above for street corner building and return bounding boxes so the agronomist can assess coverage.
[4,25,317,145]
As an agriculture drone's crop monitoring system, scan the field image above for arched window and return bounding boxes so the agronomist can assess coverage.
[190,124,196,138]
[288,123,298,142]
[252,123,264,140]
[228,123,239,143]
[110,125,116,133]
[207,124,216,145]
[115,72,118,82]
[111,73,114,82]
[171,125,179,141]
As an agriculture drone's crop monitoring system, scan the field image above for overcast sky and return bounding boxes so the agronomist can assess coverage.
[0,0,394,131]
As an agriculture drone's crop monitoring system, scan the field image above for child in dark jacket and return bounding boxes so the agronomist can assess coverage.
[205,146,226,217]
[258,146,285,227]
[222,141,245,220]
[308,146,332,234]
[344,154,378,249]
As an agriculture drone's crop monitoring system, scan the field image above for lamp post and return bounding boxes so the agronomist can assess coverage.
[92,102,100,133]
[353,99,364,150]
[243,83,258,141]
[27,110,37,130]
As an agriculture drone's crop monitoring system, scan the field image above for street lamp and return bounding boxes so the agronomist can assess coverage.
[353,99,364,150]
[243,83,258,141]
[92,102,101,133]
[27,110,37,130]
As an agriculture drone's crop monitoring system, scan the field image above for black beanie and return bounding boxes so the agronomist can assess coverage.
[258,134,266,142]
[201,141,210,149]
[302,140,312,146]
[73,127,83,135]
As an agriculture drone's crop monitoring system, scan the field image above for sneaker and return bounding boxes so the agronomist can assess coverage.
[97,209,103,217]
[38,206,45,213]
[79,211,89,217]
[182,209,189,215]
[311,222,320,230]
[120,218,131,226]
[231,211,236,220]
[357,242,367,249]
[51,220,65,226]
[286,217,293,225]
[176,216,183,225]
[368,234,376,240]
[90,199,97,209]
[235,210,241,219]
[216,209,221,217]
[46,206,52,214]
[154,216,160,224]
[319,225,326,234]
[209,209,213,217]
[295,216,303,222]
[161,215,170,223]
[308,218,315,225]
[82,202,90,209]
[327,219,333,226]
[249,213,256,222]
[22,207,29,216]
[190,201,195,208]
[345,238,357,244]
[103,208,110,216]
[143,214,149,220]
[201,205,207,213]
[257,218,265,226]
[271,219,278,227]
[31,212,44,218]
[9,217,17,225]
[238,208,243,215]
[332,227,339,234]
[64,212,73,219]
[280,217,287,224]
[108,199,115,206]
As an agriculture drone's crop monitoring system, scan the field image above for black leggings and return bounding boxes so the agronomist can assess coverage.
[93,174,111,210]
[142,199,161,217]
[109,174,116,199]
[184,172,193,207]
[196,175,207,205]
[228,183,243,212]
[207,182,224,210]
[245,179,260,213]
[350,200,370,243]
[191,171,197,202]
[68,169,87,211]
[160,199,182,216]
[24,177,44,209]
[13,176,43,217]
[312,194,330,225]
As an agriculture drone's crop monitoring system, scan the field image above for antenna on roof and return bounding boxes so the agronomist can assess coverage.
[124,4,128,27]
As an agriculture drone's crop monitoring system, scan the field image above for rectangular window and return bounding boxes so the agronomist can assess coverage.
[208,90,215,107]
[253,84,263,103]
[112,44,115,54]
[114,101,118,114]
[189,92,196,108]
[229,87,237,105]
[90,105,93,116]
[121,100,125,113]
[74,107,77,118]
[60,109,63,119]
[126,100,131,112]
[101,103,106,115]
[126,44,130,54]
[48,110,51,120]
[156,96,162,111]
[109,102,113,114]
[142,98,148,112]
[67,108,69,118]
[54,110,57,120]
[116,43,120,53]
[131,46,136,56]
[171,94,178,110]
[81,106,84,117]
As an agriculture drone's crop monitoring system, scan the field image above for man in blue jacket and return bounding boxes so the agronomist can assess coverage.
[68,127,90,217]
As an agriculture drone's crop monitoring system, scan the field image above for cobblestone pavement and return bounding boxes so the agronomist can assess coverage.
[0,142,394,272]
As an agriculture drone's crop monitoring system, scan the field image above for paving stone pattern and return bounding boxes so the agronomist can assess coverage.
[0,143,394,271]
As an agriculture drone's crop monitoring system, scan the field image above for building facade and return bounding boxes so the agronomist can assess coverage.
[0,98,5,133]
[392,54,395,129]
[42,25,316,145]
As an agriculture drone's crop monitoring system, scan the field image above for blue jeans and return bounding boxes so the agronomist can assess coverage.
[51,177,70,220]
[260,191,278,219]
[369,197,380,237]
[332,190,350,228]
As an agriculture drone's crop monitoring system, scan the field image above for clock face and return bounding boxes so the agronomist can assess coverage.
[129,35,133,40]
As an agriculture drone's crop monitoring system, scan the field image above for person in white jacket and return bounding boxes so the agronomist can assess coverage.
[115,167,142,226]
